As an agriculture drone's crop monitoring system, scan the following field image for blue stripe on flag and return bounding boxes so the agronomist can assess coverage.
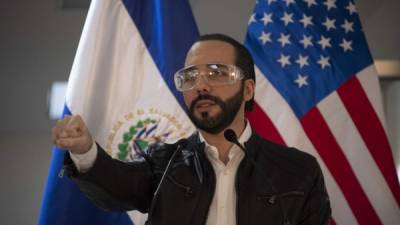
[122,0,199,110]
[39,106,133,225]
[39,1,199,224]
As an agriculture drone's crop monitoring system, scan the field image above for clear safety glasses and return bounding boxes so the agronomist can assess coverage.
[174,63,244,92]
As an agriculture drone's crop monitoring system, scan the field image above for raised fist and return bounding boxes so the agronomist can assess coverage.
[52,115,93,154]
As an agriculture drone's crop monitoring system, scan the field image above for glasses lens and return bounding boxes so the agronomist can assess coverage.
[175,67,198,91]
[206,64,232,83]
[174,64,243,91]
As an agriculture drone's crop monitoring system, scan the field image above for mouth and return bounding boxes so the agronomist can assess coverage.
[195,100,217,110]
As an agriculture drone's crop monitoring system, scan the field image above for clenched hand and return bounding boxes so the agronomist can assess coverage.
[52,115,93,154]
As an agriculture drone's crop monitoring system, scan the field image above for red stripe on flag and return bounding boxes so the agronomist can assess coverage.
[246,101,286,145]
[337,76,400,205]
[301,108,382,225]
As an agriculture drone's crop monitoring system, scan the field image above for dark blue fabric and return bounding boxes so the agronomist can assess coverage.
[122,0,199,110]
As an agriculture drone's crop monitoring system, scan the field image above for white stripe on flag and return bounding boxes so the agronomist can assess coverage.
[66,0,195,149]
[65,0,195,224]
[254,67,307,149]
[317,89,400,225]
[357,66,388,133]
[254,67,358,225]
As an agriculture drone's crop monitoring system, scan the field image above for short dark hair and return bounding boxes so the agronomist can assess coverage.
[195,33,255,112]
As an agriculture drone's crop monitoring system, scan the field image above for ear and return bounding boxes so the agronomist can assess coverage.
[243,79,255,101]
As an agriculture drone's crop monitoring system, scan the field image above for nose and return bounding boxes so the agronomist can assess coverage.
[194,72,211,94]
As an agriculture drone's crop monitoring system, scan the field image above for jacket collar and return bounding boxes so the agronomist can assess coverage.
[185,127,260,157]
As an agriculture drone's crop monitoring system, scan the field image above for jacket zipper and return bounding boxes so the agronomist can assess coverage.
[257,191,305,205]
[166,175,194,197]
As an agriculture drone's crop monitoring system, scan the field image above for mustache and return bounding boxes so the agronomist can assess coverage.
[189,94,224,112]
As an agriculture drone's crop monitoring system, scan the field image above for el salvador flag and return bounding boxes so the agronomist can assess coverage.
[39,0,198,224]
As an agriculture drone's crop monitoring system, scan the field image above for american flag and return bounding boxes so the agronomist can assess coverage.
[245,0,400,224]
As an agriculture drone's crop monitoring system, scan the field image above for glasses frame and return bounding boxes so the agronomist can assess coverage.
[174,63,244,92]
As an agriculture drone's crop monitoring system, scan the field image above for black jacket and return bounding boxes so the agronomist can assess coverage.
[64,132,331,225]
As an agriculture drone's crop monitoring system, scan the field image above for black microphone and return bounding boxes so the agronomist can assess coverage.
[224,128,240,146]
[224,129,291,225]
[147,139,188,225]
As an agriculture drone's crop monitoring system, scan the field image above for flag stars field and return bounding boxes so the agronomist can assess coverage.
[323,0,337,11]
[341,19,354,33]
[296,54,309,68]
[346,1,357,15]
[248,13,256,25]
[283,0,295,7]
[318,35,332,49]
[340,38,353,52]
[259,31,272,45]
[323,17,336,31]
[300,14,313,28]
[281,12,294,26]
[317,55,331,69]
[277,54,291,68]
[261,12,273,26]
[278,33,291,47]
[294,74,309,88]
[303,0,317,8]
[300,35,313,48]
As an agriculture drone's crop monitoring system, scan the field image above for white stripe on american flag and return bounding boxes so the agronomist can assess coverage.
[254,67,358,225]
[317,90,400,224]
[253,67,308,149]
[356,66,388,133]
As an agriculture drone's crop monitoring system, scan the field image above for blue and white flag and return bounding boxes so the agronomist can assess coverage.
[39,0,198,224]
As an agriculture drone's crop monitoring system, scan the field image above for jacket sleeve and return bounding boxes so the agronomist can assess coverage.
[299,158,332,225]
[64,143,155,213]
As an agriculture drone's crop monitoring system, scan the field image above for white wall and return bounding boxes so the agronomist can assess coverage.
[382,80,400,177]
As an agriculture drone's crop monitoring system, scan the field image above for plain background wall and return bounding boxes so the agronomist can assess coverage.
[0,1,86,225]
[0,0,398,224]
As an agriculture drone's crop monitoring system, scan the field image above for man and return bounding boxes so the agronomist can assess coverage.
[52,34,331,225]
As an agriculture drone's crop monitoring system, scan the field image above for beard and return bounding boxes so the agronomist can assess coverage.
[188,84,244,134]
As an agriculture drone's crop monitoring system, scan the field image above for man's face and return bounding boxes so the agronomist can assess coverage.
[182,40,249,134]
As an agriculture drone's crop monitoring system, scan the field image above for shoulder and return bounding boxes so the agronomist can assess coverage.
[246,133,320,175]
